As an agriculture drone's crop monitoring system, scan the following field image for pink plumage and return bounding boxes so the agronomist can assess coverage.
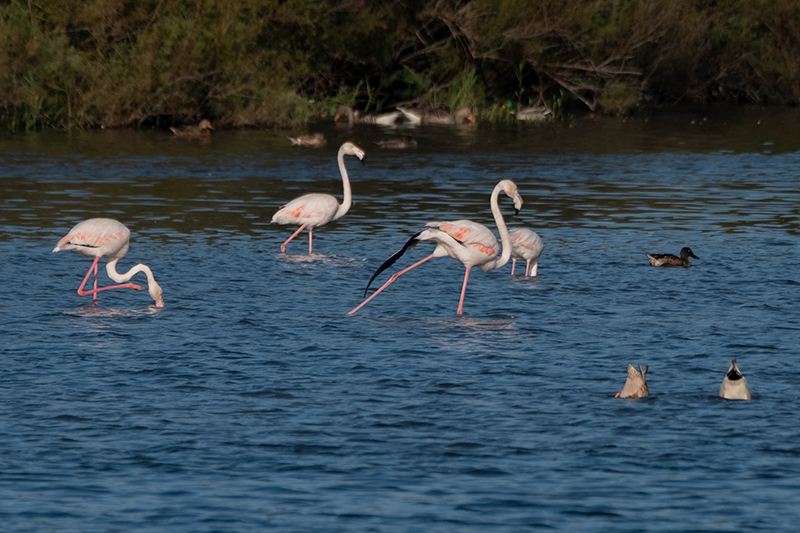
[53,218,164,307]
[509,228,544,276]
[348,180,523,317]
[272,142,365,254]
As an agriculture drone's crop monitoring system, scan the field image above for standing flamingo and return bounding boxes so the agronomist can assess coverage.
[348,180,523,317]
[53,218,164,307]
[509,228,544,277]
[272,142,366,254]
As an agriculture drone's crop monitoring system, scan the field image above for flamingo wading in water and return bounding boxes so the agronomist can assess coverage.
[272,142,366,254]
[509,228,544,276]
[348,179,523,317]
[53,218,164,307]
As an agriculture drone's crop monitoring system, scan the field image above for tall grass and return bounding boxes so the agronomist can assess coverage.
[1,0,799,130]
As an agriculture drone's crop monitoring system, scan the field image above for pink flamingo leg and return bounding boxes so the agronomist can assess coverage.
[308,229,313,255]
[347,253,436,316]
[92,259,99,304]
[77,256,101,302]
[280,223,307,253]
[456,267,471,316]
[525,260,531,277]
[77,256,144,300]
[511,260,516,276]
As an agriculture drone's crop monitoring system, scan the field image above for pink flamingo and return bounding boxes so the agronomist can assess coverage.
[509,228,544,276]
[348,180,523,317]
[272,142,366,254]
[53,218,165,307]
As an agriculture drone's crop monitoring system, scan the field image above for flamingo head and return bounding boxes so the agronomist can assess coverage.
[499,179,523,214]
[149,281,165,308]
[199,119,214,131]
[341,142,366,165]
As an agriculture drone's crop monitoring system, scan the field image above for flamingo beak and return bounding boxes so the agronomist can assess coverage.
[615,392,621,398]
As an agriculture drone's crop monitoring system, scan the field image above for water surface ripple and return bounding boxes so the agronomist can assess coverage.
[1,109,800,531]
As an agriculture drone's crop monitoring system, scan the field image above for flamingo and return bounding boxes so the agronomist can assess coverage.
[509,228,544,276]
[53,218,164,307]
[272,142,366,254]
[348,179,523,317]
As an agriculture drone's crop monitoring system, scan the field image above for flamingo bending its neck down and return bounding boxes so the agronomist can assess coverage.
[272,142,366,254]
[53,218,164,307]
[348,179,523,317]
[509,228,544,276]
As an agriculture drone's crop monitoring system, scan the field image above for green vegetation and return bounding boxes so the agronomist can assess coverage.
[1,0,799,130]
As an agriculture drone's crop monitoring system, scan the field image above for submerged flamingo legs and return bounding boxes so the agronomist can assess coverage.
[280,223,308,254]
[347,253,436,316]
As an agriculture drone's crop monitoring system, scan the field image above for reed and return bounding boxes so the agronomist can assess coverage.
[1,0,798,130]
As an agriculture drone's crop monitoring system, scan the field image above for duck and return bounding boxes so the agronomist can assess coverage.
[170,119,214,138]
[615,364,650,398]
[397,106,474,125]
[514,105,551,122]
[334,105,402,125]
[373,137,418,149]
[645,247,698,267]
[719,359,751,400]
[509,228,544,276]
[288,133,327,147]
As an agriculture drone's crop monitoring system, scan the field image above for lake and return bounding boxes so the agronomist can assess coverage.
[1,106,800,531]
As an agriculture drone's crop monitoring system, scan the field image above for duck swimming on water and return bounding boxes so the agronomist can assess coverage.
[719,359,751,400]
[170,119,214,138]
[288,133,327,147]
[646,247,698,267]
[615,364,649,398]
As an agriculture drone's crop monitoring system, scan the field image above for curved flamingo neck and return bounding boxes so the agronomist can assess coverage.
[486,184,512,270]
[106,258,153,285]
[107,257,164,306]
[333,146,352,221]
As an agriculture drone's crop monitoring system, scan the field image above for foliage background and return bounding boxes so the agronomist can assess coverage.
[1,0,799,130]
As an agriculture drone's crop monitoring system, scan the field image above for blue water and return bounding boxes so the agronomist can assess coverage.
[2,110,800,531]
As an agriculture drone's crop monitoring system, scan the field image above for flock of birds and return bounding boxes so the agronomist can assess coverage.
[616,359,752,401]
[288,105,475,148]
[56,124,739,399]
